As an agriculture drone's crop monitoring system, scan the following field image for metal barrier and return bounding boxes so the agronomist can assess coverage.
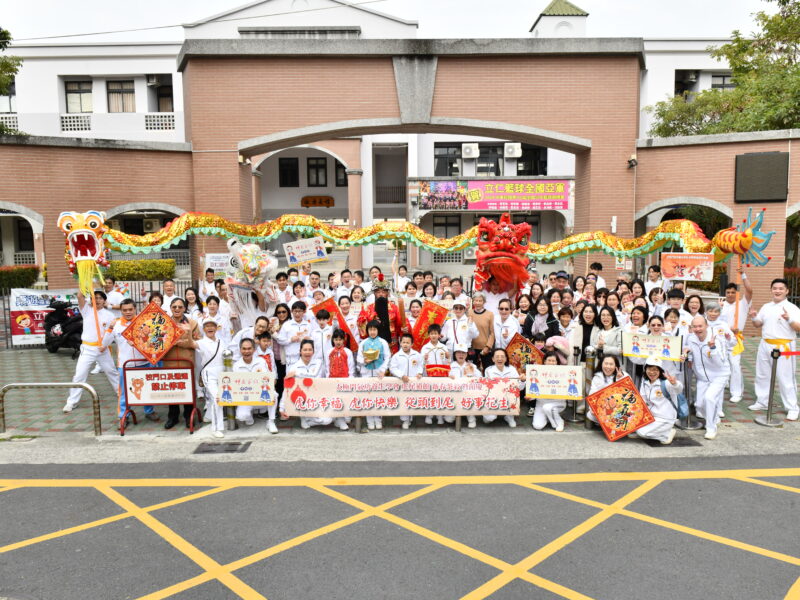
[677,351,704,430]
[564,346,583,423]
[584,347,596,430]
[755,348,785,428]
[0,382,101,436]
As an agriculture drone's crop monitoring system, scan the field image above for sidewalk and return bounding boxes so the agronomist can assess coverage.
[0,338,795,437]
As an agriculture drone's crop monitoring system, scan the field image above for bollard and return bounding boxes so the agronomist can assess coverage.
[355,416,364,433]
[677,350,704,430]
[564,346,583,423]
[584,347,596,429]
[755,348,784,427]
[455,415,462,432]
[0,382,101,436]
[221,350,238,431]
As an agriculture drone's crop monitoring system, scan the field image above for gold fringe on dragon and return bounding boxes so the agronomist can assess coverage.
[59,208,774,298]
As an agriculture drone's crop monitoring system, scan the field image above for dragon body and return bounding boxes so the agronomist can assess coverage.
[60,209,775,296]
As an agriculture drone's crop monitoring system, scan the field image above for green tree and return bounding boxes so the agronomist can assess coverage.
[647,0,800,137]
[0,26,22,135]
[663,206,731,239]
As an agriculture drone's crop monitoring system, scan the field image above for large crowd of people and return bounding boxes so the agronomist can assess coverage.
[62,255,800,444]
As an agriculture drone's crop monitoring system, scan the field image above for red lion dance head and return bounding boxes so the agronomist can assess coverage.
[473,213,531,295]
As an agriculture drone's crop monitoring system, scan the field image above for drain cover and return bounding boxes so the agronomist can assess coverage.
[194,441,251,454]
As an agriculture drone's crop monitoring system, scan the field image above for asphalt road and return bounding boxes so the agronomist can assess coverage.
[1,455,799,600]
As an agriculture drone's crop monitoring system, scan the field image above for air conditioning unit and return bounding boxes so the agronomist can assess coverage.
[143,218,161,233]
[463,246,477,260]
[504,143,522,158]
[146,74,161,87]
[108,219,121,231]
[461,143,480,159]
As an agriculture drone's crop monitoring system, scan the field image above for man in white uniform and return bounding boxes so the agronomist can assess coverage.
[160,278,180,310]
[103,298,159,422]
[687,315,730,440]
[91,276,126,374]
[719,266,753,403]
[199,268,217,303]
[63,291,119,413]
[749,278,800,420]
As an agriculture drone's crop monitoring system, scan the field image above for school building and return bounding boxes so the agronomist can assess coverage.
[0,0,797,295]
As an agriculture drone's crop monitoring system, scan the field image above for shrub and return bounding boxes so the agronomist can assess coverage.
[106,259,175,282]
[0,264,40,291]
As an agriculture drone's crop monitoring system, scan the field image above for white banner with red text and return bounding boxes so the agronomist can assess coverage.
[283,376,521,418]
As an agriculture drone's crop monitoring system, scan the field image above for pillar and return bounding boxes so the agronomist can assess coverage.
[360,137,374,268]
[346,168,364,270]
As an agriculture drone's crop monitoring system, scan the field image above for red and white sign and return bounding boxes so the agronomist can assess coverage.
[9,288,78,346]
[283,376,521,418]
[123,367,194,406]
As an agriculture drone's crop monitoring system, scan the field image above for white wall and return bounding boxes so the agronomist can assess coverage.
[640,39,731,136]
[531,16,587,38]
[10,43,185,141]
[184,0,417,39]
[259,147,350,219]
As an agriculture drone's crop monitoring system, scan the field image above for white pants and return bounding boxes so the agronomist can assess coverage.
[696,377,727,432]
[754,340,799,413]
[66,345,119,408]
[302,417,333,427]
[637,417,674,443]
[533,400,566,430]
[366,416,382,426]
[202,373,224,432]
[236,403,277,423]
[728,351,743,399]
[482,414,516,425]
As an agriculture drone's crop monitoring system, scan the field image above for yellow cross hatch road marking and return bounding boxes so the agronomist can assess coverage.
[2,468,799,600]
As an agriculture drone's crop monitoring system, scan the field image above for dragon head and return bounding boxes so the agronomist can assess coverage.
[58,211,110,294]
[226,238,278,288]
[474,213,531,294]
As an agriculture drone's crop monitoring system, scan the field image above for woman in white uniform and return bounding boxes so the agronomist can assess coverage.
[637,356,683,445]
[285,339,332,429]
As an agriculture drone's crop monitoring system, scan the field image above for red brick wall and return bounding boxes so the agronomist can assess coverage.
[0,144,194,288]
[636,140,794,311]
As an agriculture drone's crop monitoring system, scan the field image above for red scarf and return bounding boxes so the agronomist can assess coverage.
[261,353,273,371]
[328,347,350,378]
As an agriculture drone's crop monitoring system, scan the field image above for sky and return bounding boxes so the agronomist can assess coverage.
[0,0,775,44]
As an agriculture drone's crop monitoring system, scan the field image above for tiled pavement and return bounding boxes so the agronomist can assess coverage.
[0,339,796,435]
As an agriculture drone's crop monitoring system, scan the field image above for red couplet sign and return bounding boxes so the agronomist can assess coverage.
[283,376,520,418]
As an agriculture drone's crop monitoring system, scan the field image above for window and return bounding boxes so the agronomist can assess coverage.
[517,144,548,176]
[107,80,135,113]
[477,145,503,176]
[711,74,736,90]
[15,218,34,252]
[434,145,461,176]
[0,80,16,113]
[278,158,299,187]
[335,160,348,187]
[65,81,93,113]
[307,157,327,187]
[157,85,174,112]
[432,215,463,263]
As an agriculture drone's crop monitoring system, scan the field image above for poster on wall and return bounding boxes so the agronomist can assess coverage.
[416,179,572,212]
[9,288,78,346]
[660,252,715,281]
[282,236,328,265]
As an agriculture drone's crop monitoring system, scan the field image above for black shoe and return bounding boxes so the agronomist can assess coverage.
[145,412,160,423]
[164,418,178,430]
[185,418,192,429]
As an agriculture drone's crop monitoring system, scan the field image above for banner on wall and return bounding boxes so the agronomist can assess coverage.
[660,252,715,281]
[9,288,78,346]
[283,376,521,418]
[283,236,328,265]
[416,179,572,212]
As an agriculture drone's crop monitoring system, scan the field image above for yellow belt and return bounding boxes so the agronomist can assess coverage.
[764,338,793,357]
[732,332,745,356]
[82,340,102,347]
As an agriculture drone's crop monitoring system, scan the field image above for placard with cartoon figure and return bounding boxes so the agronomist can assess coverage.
[525,364,582,400]
[660,252,714,281]
[585,375,655,442]
[217,371,277,407]
[622,332,683,362]
[282,236,328,265]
